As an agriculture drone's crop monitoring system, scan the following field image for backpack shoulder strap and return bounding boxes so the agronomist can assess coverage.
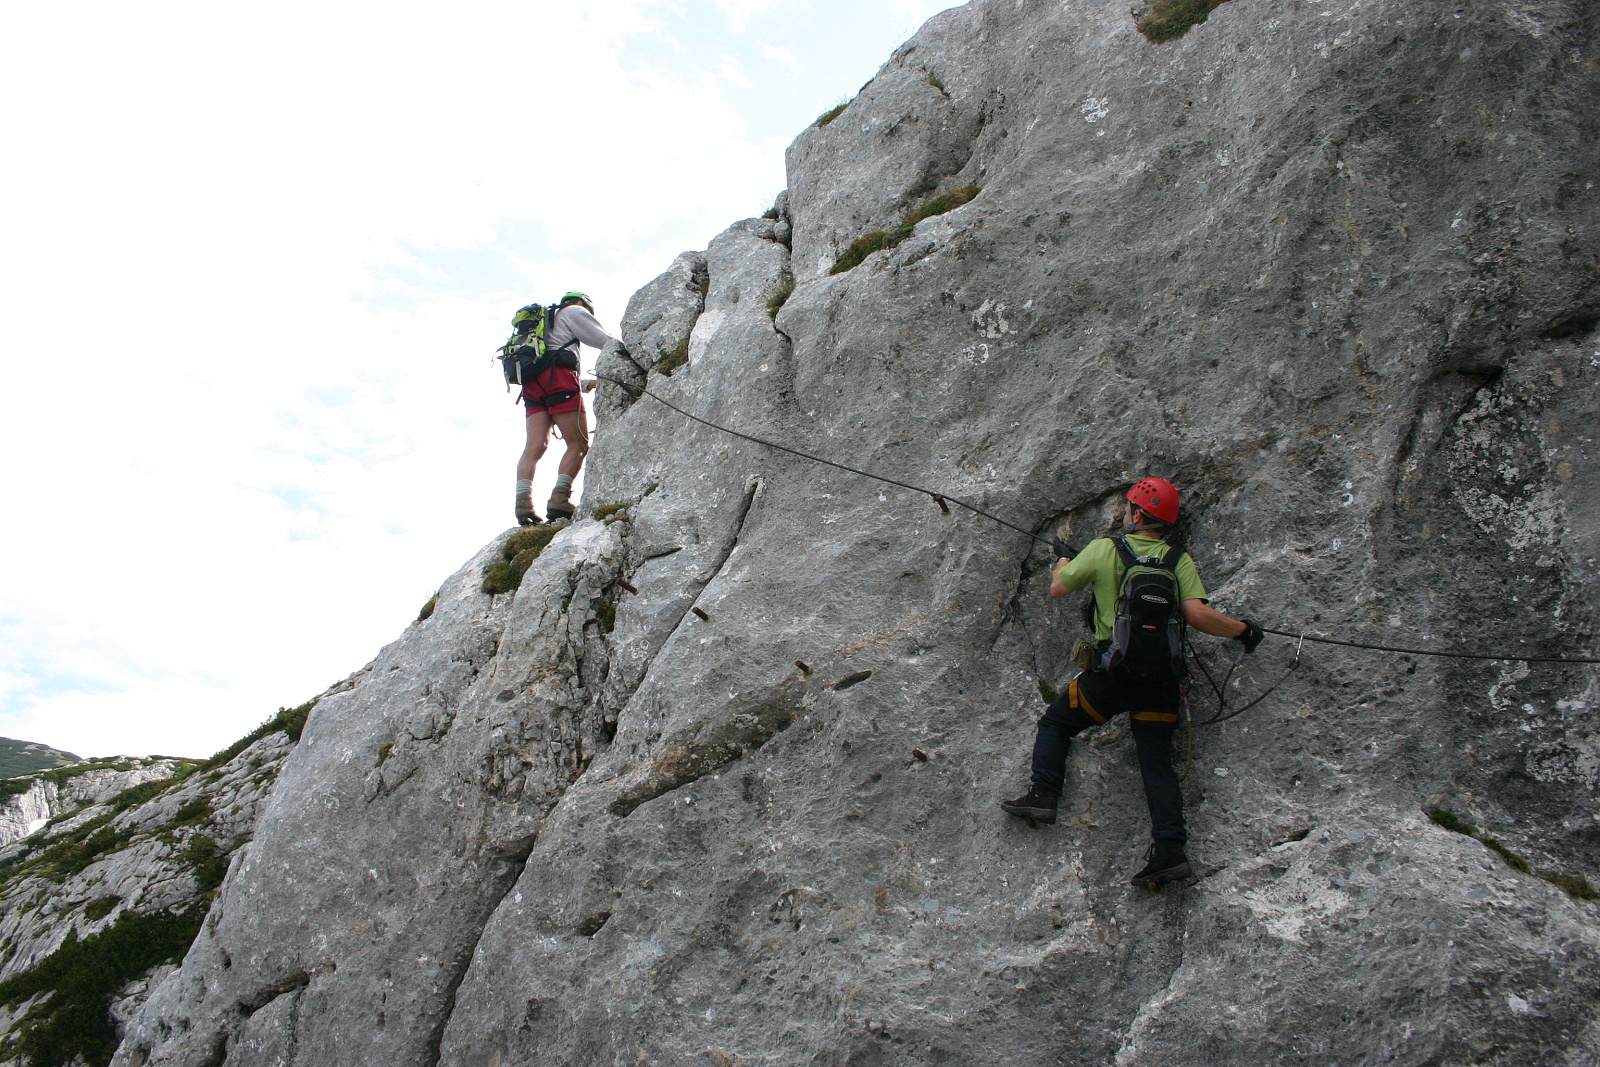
[1113,536,1138,568]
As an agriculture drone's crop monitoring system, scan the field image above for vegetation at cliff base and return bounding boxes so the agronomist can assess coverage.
[830,185,980,274]
[1138,0,1233,43]
[0,906,204,1067]
[482,525,560,595]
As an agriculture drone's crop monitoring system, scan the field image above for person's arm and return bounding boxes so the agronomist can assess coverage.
[1049,560,1076,597]
[562,306,616,350]
[1182,599,1244,637]
[1182,599,1264,651]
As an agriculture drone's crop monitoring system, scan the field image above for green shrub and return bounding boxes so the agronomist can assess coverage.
[830,185,981,274]
[82,896,120,922]
[595,601,617,634]
[766,276,795,320]
[656,337,690,376]
[180,835,229,893]
[762,207,780,220]
[1036,679,1058,706]
[1138,0,1232,43]
[161,797,213,834]
[0,906,204,1067]
[417,594,438,622]
[593,503,631,523]
[815,102,849,127]
[481,525,559,595]
[196,700,316,773]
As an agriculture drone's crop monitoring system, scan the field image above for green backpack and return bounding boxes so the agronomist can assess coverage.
[497,303,579,389]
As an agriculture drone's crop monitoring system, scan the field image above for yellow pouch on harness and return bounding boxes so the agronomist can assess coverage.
[1070,638,1096,672]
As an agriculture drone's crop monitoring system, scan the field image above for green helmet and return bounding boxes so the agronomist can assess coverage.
[559,291,594,312]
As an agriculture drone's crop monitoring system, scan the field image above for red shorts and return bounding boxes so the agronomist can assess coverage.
[522,367,584,415]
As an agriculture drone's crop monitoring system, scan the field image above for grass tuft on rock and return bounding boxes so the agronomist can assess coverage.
[815,102,849,127]
[417,594,438,622]
[830,185,981,274]
[830,232,892,275]
[894,184,979,242]
[482,525,560,595]
[766,276,795,319]
[1036,679,1058,706]
[1428,807,1597,899]
[1541,871,1599,900]
[593,503,631,523]
[1427,808,1475,836]
[1479,836,1532,874]
[1138,0,1232,43]
[656,337,690,377]
[595,601,617,634]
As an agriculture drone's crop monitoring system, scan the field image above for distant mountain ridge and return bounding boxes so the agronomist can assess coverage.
[0,738,81,781]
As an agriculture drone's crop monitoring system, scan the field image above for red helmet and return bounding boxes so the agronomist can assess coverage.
[1126,477,1180,523]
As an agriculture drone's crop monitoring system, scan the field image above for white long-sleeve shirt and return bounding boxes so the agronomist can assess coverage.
[546,305,616,352]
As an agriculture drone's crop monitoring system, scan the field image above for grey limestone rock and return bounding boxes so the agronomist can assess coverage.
[96,0,1600,1064]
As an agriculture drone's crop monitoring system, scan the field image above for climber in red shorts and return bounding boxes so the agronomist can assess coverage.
[514,291,620,524]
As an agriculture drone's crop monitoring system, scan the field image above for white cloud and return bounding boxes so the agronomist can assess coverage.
[759,42,803,71]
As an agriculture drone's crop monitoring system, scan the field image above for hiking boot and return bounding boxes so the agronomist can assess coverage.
[515,494,540,527]
[546,486,574,523]
[1001,787,1059,824]
[1131,842,1192,887]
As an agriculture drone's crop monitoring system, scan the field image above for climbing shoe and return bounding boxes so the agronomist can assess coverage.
[515,493,540,527]
[1131,842,1192,888]
[1001,787,1059,824]
[546,486,574,523]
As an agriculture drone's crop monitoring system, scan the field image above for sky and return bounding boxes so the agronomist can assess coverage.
[0,0,956,761]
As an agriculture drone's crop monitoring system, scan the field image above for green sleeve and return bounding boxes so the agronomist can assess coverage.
[1055,538,1111,591]
[1174,552,1208,602]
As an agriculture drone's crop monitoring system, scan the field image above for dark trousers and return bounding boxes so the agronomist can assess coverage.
[1029,680,1186,844]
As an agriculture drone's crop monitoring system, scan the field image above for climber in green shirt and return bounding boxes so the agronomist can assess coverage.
[1002,478,1263,888]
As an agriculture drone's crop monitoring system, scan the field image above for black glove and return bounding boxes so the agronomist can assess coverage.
[1237,619,1265,654]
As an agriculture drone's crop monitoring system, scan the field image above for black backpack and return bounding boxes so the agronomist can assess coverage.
[1099,537,1187,683]
[497,303,579,389]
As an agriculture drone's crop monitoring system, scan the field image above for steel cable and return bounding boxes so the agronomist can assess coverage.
[592,374,1600,668]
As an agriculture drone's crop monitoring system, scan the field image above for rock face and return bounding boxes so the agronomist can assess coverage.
[96,0,1600,1064]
